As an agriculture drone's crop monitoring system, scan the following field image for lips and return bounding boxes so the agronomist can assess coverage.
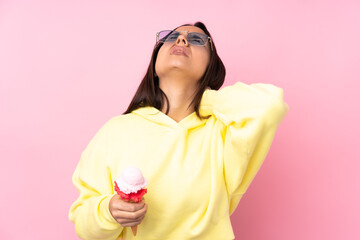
[170,46,189,57]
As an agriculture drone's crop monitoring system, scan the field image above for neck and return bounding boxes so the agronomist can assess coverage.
[159,77,198,123]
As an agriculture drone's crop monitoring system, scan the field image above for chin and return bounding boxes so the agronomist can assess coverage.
[168,59,191,68]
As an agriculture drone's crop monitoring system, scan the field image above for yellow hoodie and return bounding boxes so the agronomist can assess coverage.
[69,81,289,240]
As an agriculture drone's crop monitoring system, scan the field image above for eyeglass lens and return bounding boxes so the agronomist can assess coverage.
[158,30,208,46]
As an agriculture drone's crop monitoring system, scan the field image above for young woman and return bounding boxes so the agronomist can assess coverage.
[69,21,289,240]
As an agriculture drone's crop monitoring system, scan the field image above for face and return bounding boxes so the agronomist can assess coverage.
[154,26,211,84]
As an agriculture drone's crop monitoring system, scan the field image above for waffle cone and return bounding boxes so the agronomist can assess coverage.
[131,226,138,236]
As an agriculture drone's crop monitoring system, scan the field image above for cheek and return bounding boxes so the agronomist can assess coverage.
[194,51,210,70]
[155,48,166,71]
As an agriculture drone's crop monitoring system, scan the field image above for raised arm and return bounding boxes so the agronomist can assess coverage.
[200,82,289,214]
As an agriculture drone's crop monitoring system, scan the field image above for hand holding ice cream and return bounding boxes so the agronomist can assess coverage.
[109,167,148,236]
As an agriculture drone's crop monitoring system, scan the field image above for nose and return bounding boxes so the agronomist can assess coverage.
[176,32,189,47]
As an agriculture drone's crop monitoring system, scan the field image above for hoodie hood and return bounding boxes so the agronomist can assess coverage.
[131,106,208,131]
[130,89,214,131]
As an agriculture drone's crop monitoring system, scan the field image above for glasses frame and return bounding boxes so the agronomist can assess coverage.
[156,30,213,51]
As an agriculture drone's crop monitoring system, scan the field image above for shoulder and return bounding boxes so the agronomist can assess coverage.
[103,112,142,128]
[97,113,142,136]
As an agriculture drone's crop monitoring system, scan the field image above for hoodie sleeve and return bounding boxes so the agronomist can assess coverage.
[68,119,123,240]
[200,81,289,214]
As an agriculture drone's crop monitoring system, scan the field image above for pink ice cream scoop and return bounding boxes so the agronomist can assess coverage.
[115,166,148,195]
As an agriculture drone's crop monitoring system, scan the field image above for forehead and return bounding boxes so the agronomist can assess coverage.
[175,26,206,35]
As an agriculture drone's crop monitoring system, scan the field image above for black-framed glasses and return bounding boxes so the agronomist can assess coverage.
[156,30,213,51]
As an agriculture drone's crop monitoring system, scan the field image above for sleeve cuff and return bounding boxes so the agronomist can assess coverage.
[99,194,121,227]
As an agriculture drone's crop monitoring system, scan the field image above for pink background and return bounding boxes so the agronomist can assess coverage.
[1,0,359,239]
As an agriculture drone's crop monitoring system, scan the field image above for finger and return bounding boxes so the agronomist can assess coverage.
[116,204,148,220]
[116,212,145,222]
[120,218,144,227]
[122,215,145,225]
[132,213,145,222]
[116,212,146,225]
[117,200,145,212]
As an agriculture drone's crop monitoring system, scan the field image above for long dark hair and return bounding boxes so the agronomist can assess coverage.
[123,21,226,120]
